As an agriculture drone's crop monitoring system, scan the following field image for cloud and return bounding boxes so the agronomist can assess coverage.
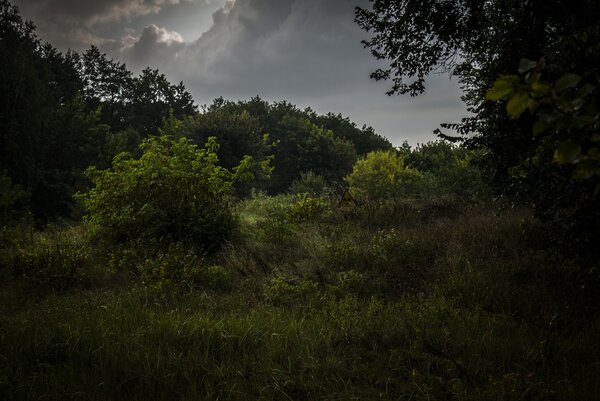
[15,0,191,26]
[175,0,363,92]
[120,24,185,69]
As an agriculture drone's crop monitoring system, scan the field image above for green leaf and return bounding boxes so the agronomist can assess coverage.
[555,73,581,92]
[506,92,530,118]
[573,160,597,180]
[486,75,519,101]
[530,81,550,95]
[554,140,582,164]
[509,165,527,178]
[532,121,549,135]
[527,98,540,113]
[518,58,537,74]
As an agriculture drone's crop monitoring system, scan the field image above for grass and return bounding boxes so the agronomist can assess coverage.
[0,197,598,400]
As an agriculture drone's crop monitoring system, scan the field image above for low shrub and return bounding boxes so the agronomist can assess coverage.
[369,229,437,268]
[287,194,327,221]
[263,277,319,306]
[331,270,366,296]
[204,264,233,290]
[141,243,233,291]
[3,226,90,290]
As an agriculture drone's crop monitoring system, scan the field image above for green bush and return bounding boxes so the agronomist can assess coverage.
[289,171,331,197]
[346,150,423,200]
[287,194,327,221]
[368,229,438,290]
[3,226,90,290]
[331,270,366,296]
[248,194,298,246]
[141,243,232,291]
[77,135,250,263]
[263,277,319,306]
[403,141,489,202]
[142,242,204,286]
[369,229,436,267]
[204,264,233,290]
[324,233,370,271]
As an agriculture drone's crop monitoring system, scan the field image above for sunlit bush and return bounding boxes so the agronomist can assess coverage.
[346,150,423,200]
[287,194,327,221]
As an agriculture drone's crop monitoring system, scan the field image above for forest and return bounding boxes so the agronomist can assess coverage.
[0,0,599,400]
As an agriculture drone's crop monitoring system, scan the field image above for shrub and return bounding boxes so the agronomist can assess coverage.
[141,243,232,290]
[369,229,436,268]
[346,150,423,200]
[142,242,204,286]
[289,171,331,197]
[3,226,90,290]
[368,229,438,291]
[246,194,298,246]
[263,277,318,306]
[331,270,365,296]
[324,235,370,271]
[204,264,233,290]
[403,141,489,202]
[287,194,327,221]
[77,135,250,262]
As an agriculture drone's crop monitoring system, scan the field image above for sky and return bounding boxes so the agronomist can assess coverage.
[13,0,468,146]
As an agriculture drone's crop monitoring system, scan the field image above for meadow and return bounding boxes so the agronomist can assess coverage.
[1,194,598,401]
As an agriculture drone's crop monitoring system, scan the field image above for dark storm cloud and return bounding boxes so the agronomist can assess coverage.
[121,24,185,68]
[179,0,372,95]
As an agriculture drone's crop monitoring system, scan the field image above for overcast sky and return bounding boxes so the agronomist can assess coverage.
[13,0,468,146]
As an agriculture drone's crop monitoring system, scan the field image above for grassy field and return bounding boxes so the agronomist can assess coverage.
[1,195,599,400]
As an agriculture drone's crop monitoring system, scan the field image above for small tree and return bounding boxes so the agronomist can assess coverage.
[346,150,423,200]
[77,135,251,257]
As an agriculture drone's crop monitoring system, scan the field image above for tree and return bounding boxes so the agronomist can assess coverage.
[130,67,196,137]
[0,2,107,220]
[79,46,134,131]
[486,61,600,256]
[404,141,488,202]
[205,97,364,193]
[0,2,199,221]
[175,109,274,195]
[355,0,600,257]
[346,150,423,200]
[310,112,392,155]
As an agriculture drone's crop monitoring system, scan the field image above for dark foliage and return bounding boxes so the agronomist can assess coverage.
[356,0,600,260]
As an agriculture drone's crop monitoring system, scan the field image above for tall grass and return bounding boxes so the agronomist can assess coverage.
[0,197,598,400]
